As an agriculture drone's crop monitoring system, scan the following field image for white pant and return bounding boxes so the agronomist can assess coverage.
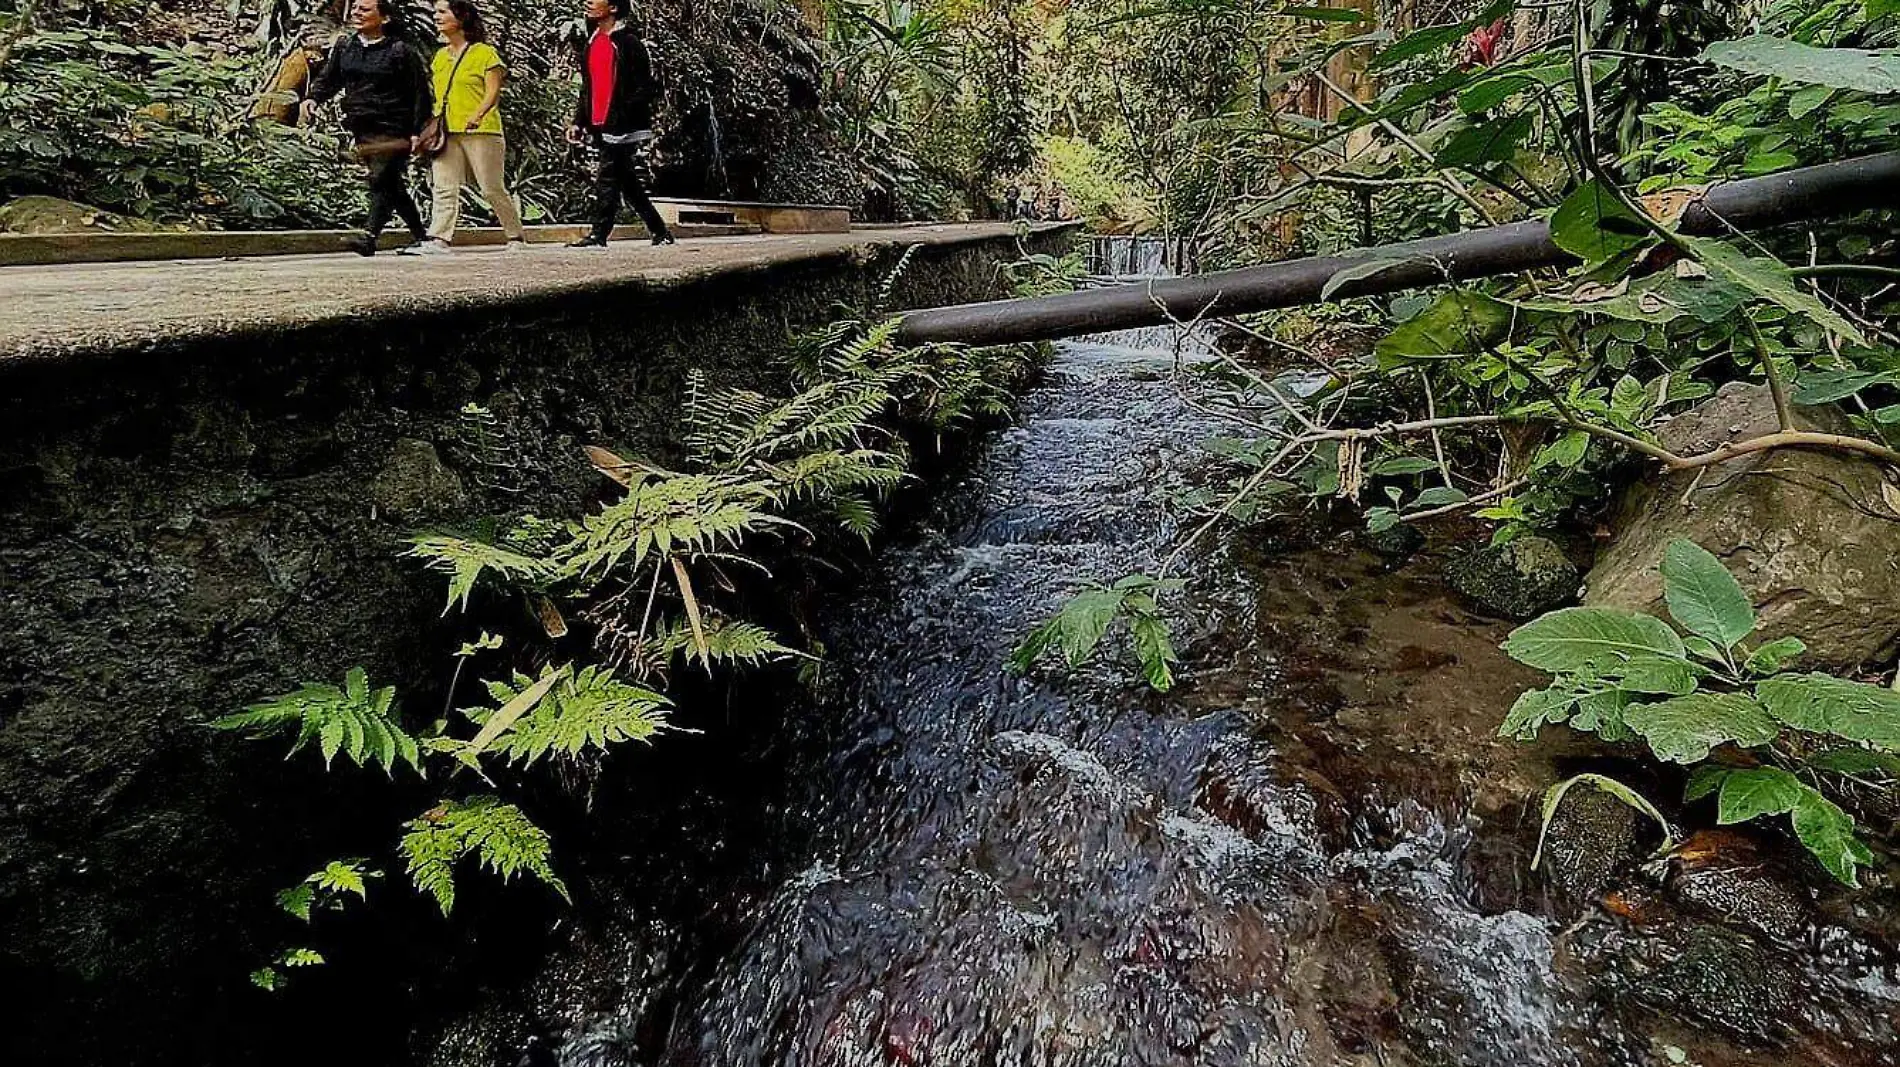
[428,133,525,242]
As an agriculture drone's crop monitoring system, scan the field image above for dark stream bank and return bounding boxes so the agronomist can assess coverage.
[431,323,1900,1066]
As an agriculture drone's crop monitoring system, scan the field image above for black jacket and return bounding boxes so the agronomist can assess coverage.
[309,33,432,138]
[574,24,659,135]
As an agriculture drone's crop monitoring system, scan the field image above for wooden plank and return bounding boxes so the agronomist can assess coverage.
[0,222,760,267]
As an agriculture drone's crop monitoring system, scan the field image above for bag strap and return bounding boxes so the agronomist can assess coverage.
[439,44,473,120]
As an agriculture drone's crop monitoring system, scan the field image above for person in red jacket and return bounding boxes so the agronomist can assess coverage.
[565,0,674,248]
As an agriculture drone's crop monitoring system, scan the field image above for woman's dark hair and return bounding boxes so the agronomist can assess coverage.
[608,0,632,18]
[444,0,488,42]
[370,0,409,38]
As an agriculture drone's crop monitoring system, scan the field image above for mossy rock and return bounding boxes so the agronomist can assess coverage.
[0,196,163,235]
[1445,535,1579,620]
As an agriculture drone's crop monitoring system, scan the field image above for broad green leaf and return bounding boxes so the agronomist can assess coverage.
[1603,655,1698,696]
[1129,611,1178,693]
[1573,690,1638,741]
[1682,237,1867,345]
[1052,588,1129,667]
[1684,765,1728,802]
[1744,637,1805,675]
[1624,693,1781,763]
[1682,635,1724,662]
[1370,455,1440,476]
[1660,539,1755,650]
[1809,747,1900,776]
[1791,790,1875,886]
[1408,486,1468,511]
[1322,257,1412,300]
[1532,430,1589,471]
[1500,685,1574,740]
[1375,290,1514,369]
[1790,368,1900,404]
[1502,607,1686,673]
[1714,766,1806,824]
[1702,36,1900,94]
[1436,113,1533,168]
[1551,180,1650,265]
[1755,673,1900,751]
[1533,773,1675,871]
[1371,22,1472,69]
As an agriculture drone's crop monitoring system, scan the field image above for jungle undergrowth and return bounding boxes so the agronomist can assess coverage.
[1008,0,1900,889]
[216,248,1064,990]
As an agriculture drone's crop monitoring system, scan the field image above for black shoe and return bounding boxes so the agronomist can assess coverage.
[344,233,377,257]
[651,230,676,247]
[567,234,610,249]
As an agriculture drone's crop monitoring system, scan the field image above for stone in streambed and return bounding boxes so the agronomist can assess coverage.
[1444,535,1579,620]
[1538,782,1642,917]
[1586,383,1900,670]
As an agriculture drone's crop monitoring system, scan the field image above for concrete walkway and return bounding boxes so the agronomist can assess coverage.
[0,223,1058,364]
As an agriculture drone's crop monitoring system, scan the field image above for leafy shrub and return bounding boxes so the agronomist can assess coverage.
[0,26,361,226]
[1502,539,1896,885]
[220,260,1050,984]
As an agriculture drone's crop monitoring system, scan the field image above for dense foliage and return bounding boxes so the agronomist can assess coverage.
[216,256,1056,985]
[1505,539,1895,886]
[1012,0,1900,889]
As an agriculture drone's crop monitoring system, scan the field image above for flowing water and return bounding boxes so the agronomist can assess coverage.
[455,325,1900,1066]
[598,325,1567,1066]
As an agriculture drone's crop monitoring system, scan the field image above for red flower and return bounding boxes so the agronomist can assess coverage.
[1461,19,1507,69]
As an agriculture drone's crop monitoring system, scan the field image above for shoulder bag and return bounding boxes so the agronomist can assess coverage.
[417,44,472,158]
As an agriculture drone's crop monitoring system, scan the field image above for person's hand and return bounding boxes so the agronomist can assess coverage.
[409,135,422,154]
[298,99,318,125]
[564,124,586,146]
[464,116,483,132]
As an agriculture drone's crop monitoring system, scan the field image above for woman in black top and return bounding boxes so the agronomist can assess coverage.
[302,0,433,256]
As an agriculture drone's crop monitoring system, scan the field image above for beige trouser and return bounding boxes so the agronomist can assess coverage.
[428,133,525,242]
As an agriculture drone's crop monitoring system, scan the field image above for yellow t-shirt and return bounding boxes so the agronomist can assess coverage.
[432,42,505,136]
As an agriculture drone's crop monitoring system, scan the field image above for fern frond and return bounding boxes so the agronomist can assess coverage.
[400,796,568,915]
[464,665,675,767]
[873,245,922,314]
[759,448,909,505]
[556,470,796,584]
[404,532,554,613]
[651,614,804,671]
[827,494,881,544]
[213,667,421,775]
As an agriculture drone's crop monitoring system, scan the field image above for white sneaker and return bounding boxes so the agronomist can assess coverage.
[400,240,452,256]
[504,239,528,252]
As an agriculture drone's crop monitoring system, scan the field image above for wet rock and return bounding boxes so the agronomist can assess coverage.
[1539,782,1642,916]
[1631,925,1801,1046]
[1587,382,1900,669]
[1444,535,1579,620]
[1667,830,1812,946]
[370,437,467,522]
[1360,520,1425,562]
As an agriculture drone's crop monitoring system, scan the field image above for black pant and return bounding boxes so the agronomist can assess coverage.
[360,142,425,240]
[590,136,668,241]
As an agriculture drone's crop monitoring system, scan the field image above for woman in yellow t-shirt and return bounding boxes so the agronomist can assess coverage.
[420,0,526,251]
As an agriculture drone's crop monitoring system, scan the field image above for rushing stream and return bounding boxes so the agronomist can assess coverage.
[447,322,1900,1067]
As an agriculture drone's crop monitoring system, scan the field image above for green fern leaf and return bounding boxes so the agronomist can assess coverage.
[405,533,554,613]
[213,671,421,776]
[463,665,675,767]
[400,796,569,915]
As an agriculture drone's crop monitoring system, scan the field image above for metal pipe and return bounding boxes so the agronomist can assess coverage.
[897,152,1900,347]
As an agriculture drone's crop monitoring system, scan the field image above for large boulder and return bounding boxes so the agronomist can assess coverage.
[1586,383,1900,669]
